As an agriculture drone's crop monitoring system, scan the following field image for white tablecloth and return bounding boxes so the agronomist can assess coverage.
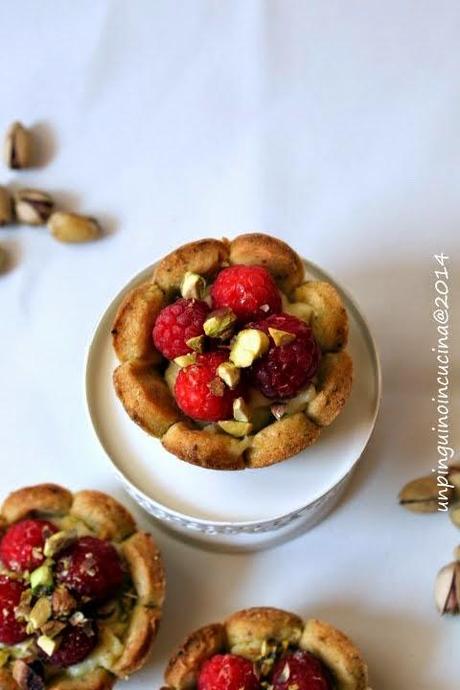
[0,2,459,687]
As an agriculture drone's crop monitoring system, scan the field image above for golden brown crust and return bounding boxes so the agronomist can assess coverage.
[0,669,18,690]
[153,239,229,294]
[2,484,73,523]
[70,491,136,542]
[113,361,183,438]
[120,532,166,607]
[164,609,369,690]
[225,607,303,660]
[112,604,159,678]
[229,233,304,293]
[165,624,227,690]
[111,281,165,364]
[112,234,353,470]
[47,669,115,690]
[0,485,164,688]
[111,533,165,677]
[294,281,348,352]
[307,351,353,427]
[161,422,247,470]
[300,618,369,690]
[246,413,321,468]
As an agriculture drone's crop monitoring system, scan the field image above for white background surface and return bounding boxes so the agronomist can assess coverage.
[0,2,459,688]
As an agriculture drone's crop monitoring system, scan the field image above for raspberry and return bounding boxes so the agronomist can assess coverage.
[153,298,210,360]
[250,314,320,399]
[0,519,57,572]
[174,352,242,422]
[211,265,281,322]
[0,576,28,644]
[40,622,98,668]
[56,536,124,604]
[198,654,260,690]
[272,650,333,690]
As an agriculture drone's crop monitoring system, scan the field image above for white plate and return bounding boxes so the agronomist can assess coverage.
[85,260,381,549]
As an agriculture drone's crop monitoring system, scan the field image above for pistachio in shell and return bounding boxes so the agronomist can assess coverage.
[398,475,451,514]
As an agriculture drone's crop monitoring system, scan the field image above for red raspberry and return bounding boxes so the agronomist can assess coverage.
[211,265,281,322]
[40,622,98,668]
[272,650,333,690]
[250,314,320,399]
[0,519,57,572]
[153,298,210,360]
[56,536,124,604]
[198,654,260,690]
[0,576,28,645]
[174,351,242,422]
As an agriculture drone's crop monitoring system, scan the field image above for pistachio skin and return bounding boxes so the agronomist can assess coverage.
[15,189,54,225]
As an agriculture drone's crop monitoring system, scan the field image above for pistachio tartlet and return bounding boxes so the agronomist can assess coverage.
[0,484,165,689]
[112,233,352,470]
[163,607,371,690]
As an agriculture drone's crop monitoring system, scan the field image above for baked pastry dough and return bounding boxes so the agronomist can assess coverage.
[164,607,371,690]
[0,484,165,690]
[112,233,353,470]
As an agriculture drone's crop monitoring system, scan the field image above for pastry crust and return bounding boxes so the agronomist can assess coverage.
[111,281,165,364]
[229,234,304,293]
[153,239,229,294]
[246,413,321,469]
[113,361,183,437]
[307,352,353,427]
[70,490,136,542]
[165,624,227,690]
[0,484,165,689]
[225,607,303,659]
[161,422,247,470]
[2,483,73,523]
[112,233,353,470]
[163,608,370,690]
[294,281,348,352]
[300,618,369,690]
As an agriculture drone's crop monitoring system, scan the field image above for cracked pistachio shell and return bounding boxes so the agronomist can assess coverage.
[4,121,33,169]
[435,561,460,615]
[15,188,54,225]
[0,186,13,226]
[398,475,447,513]
[48,212,100,243]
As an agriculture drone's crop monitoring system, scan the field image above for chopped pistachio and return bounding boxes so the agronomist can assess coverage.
[208,377,225,396]
[181,271,206,299]
[174,353,197,367]
[218,420,253,437]
[164,361,180,391]
[30,563,53,594]
[217,361,241,389]
[186,334,205,352]
[233,397,251,422]
[29,597,52,630]
[203,308,237,339]
[230,329,270,368]
[268,327,296,347]
[44,529,77,558]
[37,634,59,656]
